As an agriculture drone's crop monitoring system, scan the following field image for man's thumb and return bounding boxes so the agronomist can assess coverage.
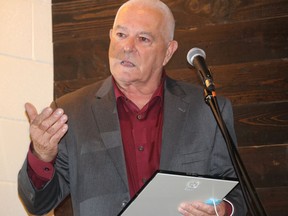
[25,103,38,123]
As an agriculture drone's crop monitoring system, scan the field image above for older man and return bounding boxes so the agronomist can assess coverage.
[18,0,246,215]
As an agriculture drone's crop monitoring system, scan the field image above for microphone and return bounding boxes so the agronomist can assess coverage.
[187,48,215,91]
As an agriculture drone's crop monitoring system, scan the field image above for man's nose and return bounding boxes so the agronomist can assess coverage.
[123,38,136,53]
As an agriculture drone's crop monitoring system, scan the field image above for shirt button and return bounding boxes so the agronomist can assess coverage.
[136,114,142,120]
[44,167,50,172]
[138,146,144,151]
[142,178,147,183]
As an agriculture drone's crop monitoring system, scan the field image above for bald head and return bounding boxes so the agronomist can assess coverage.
[114,0,176,41]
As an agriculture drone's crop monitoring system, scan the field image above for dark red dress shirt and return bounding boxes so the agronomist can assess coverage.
[113,78,164,197]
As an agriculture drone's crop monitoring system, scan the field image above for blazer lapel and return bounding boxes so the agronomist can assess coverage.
[160,78,190,170]
[90,77,129,191]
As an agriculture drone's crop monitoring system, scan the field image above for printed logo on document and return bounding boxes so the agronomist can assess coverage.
[184,180,200,191]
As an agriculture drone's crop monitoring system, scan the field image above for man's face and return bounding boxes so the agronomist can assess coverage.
[108,4,177,86]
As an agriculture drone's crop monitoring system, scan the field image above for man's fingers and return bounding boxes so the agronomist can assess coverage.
[25,102,67,143]
[45,114,68,135]
[178,202,201,216]
[25,102,56,130]
[49,123,68,145]
[37,108,64,131]
[178,201,221,216]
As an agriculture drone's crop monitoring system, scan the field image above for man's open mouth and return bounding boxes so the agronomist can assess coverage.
[121,60,135,67]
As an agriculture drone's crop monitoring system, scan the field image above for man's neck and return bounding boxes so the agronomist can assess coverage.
[117,82,158,109]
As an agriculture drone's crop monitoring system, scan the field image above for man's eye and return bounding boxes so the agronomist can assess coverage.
[116,32,126,38]
[139,37,151,43]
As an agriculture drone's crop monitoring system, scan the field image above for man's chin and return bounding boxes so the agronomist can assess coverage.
[112,72,137,84]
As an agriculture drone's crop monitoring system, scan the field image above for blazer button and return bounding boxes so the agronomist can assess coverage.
[121,200,128,208]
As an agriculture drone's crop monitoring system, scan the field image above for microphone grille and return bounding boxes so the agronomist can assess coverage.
[186,48,206,66]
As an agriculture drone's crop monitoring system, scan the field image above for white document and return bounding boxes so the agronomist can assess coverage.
[119,170,238,216]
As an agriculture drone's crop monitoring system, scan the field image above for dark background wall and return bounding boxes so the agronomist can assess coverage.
[52,0,288,215]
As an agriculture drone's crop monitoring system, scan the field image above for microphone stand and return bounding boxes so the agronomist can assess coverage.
[203,87,267,216]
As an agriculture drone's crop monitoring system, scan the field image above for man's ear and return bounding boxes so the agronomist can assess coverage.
[163,40,178,66]
[109,29,113,40]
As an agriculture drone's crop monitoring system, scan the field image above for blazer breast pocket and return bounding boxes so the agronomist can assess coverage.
[180,148,210,165]
[177,148,211,175]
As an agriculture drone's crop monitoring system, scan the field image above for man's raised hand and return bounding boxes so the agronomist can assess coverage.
[25,102,68,162]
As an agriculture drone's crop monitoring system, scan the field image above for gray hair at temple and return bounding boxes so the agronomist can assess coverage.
[114,0,176,42]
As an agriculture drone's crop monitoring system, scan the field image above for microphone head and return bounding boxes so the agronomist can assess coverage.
[186,48,206,66]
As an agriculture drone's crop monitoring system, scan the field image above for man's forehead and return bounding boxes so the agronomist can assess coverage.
[114,6,164,28]
[113,24,155,39]
[117,3,164,21]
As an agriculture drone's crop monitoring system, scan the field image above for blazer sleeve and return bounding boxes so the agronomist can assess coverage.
[18,101,70,215]
[18,158,62,215]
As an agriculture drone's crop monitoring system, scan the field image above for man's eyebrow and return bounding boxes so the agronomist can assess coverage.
[139,31,153,37]
[113,25,155,39]
[114,25,127,31]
